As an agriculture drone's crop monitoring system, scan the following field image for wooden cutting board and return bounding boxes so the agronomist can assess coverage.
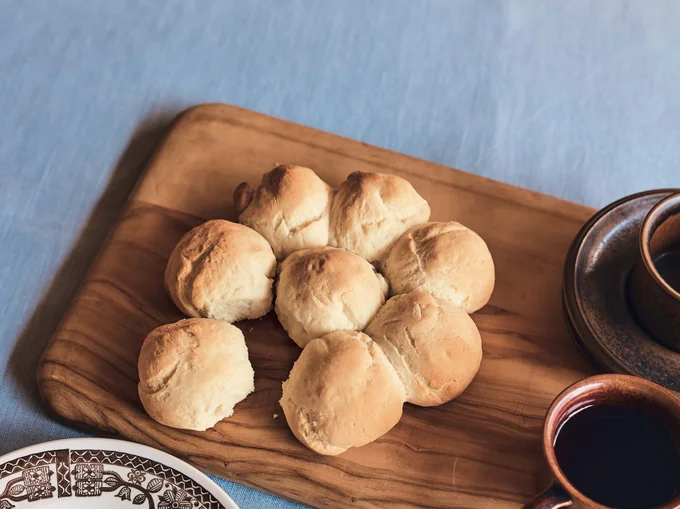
[38,104,596,508]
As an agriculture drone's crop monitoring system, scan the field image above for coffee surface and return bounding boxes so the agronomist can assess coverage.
[554,404,680,509]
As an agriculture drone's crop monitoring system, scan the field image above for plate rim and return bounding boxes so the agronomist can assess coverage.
[0,437,239,509]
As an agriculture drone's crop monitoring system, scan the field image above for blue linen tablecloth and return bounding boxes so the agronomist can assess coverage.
[1,1,678,507]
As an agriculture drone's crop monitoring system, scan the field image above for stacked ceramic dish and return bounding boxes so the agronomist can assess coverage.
[563,189,680,392]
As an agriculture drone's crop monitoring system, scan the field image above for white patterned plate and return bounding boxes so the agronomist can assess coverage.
[0,438,238,509]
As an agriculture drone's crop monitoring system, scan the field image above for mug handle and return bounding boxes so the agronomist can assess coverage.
[523,483,573,509]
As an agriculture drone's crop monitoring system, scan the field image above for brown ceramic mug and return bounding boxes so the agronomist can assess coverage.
[630,191,680,352]
[524,374,680,509]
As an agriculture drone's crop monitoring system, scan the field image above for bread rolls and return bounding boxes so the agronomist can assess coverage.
[280,331,406,455]
[148,168,495,455]
[366,291,482,406]
[138,319,254,431]
[329,171,430,262]
[275,247,388,348]
[235,165,335,260]
[165,219,276,323]
[382,221,494,312]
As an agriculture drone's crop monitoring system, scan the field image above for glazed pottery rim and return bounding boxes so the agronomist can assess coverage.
[0,436,239,508]
[561,295,620,374]
[543,374,680,509]
[562,188,680,379]
[639,191,680,302]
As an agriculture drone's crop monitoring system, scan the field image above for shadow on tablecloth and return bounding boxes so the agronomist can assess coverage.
[7,106,182,445]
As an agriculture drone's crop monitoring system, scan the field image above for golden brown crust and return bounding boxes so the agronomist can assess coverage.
[366,291,482,406]
[164,220,276,322]
[274,247,388,348]
[280,331,406,455]
[381,221,494,312]
[237,165,335,259]
[138,318,254,431]
[329,171,430,262]
[233,182,254,215]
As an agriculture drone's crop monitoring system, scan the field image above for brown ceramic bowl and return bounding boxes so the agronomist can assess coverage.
[630,192,680,352]
[524,374,680,509]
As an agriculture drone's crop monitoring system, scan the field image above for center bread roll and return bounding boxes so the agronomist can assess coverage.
[366,290,483,407]
[280,330,407,456]
[275,246,388,348]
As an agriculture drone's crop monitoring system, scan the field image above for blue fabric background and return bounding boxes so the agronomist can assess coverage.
[1,1,678,507]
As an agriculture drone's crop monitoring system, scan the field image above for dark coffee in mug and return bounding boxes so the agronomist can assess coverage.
[654,248,680,294]
[554,404,680,509]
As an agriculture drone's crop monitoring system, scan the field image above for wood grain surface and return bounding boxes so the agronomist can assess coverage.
[37,103,596,508]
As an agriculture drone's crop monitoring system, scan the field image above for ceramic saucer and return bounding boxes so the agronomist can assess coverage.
[0,437,238,508]
[563,189,680,392]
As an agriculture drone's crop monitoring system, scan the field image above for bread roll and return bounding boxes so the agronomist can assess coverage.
[275,247,388,348]
[366,291,482,406]
[329,171,430,262]
[235,165,335,260]
[165,220,276,323]
[138,318,254,431]
[280,331,406,455]
[382,222,494,312]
